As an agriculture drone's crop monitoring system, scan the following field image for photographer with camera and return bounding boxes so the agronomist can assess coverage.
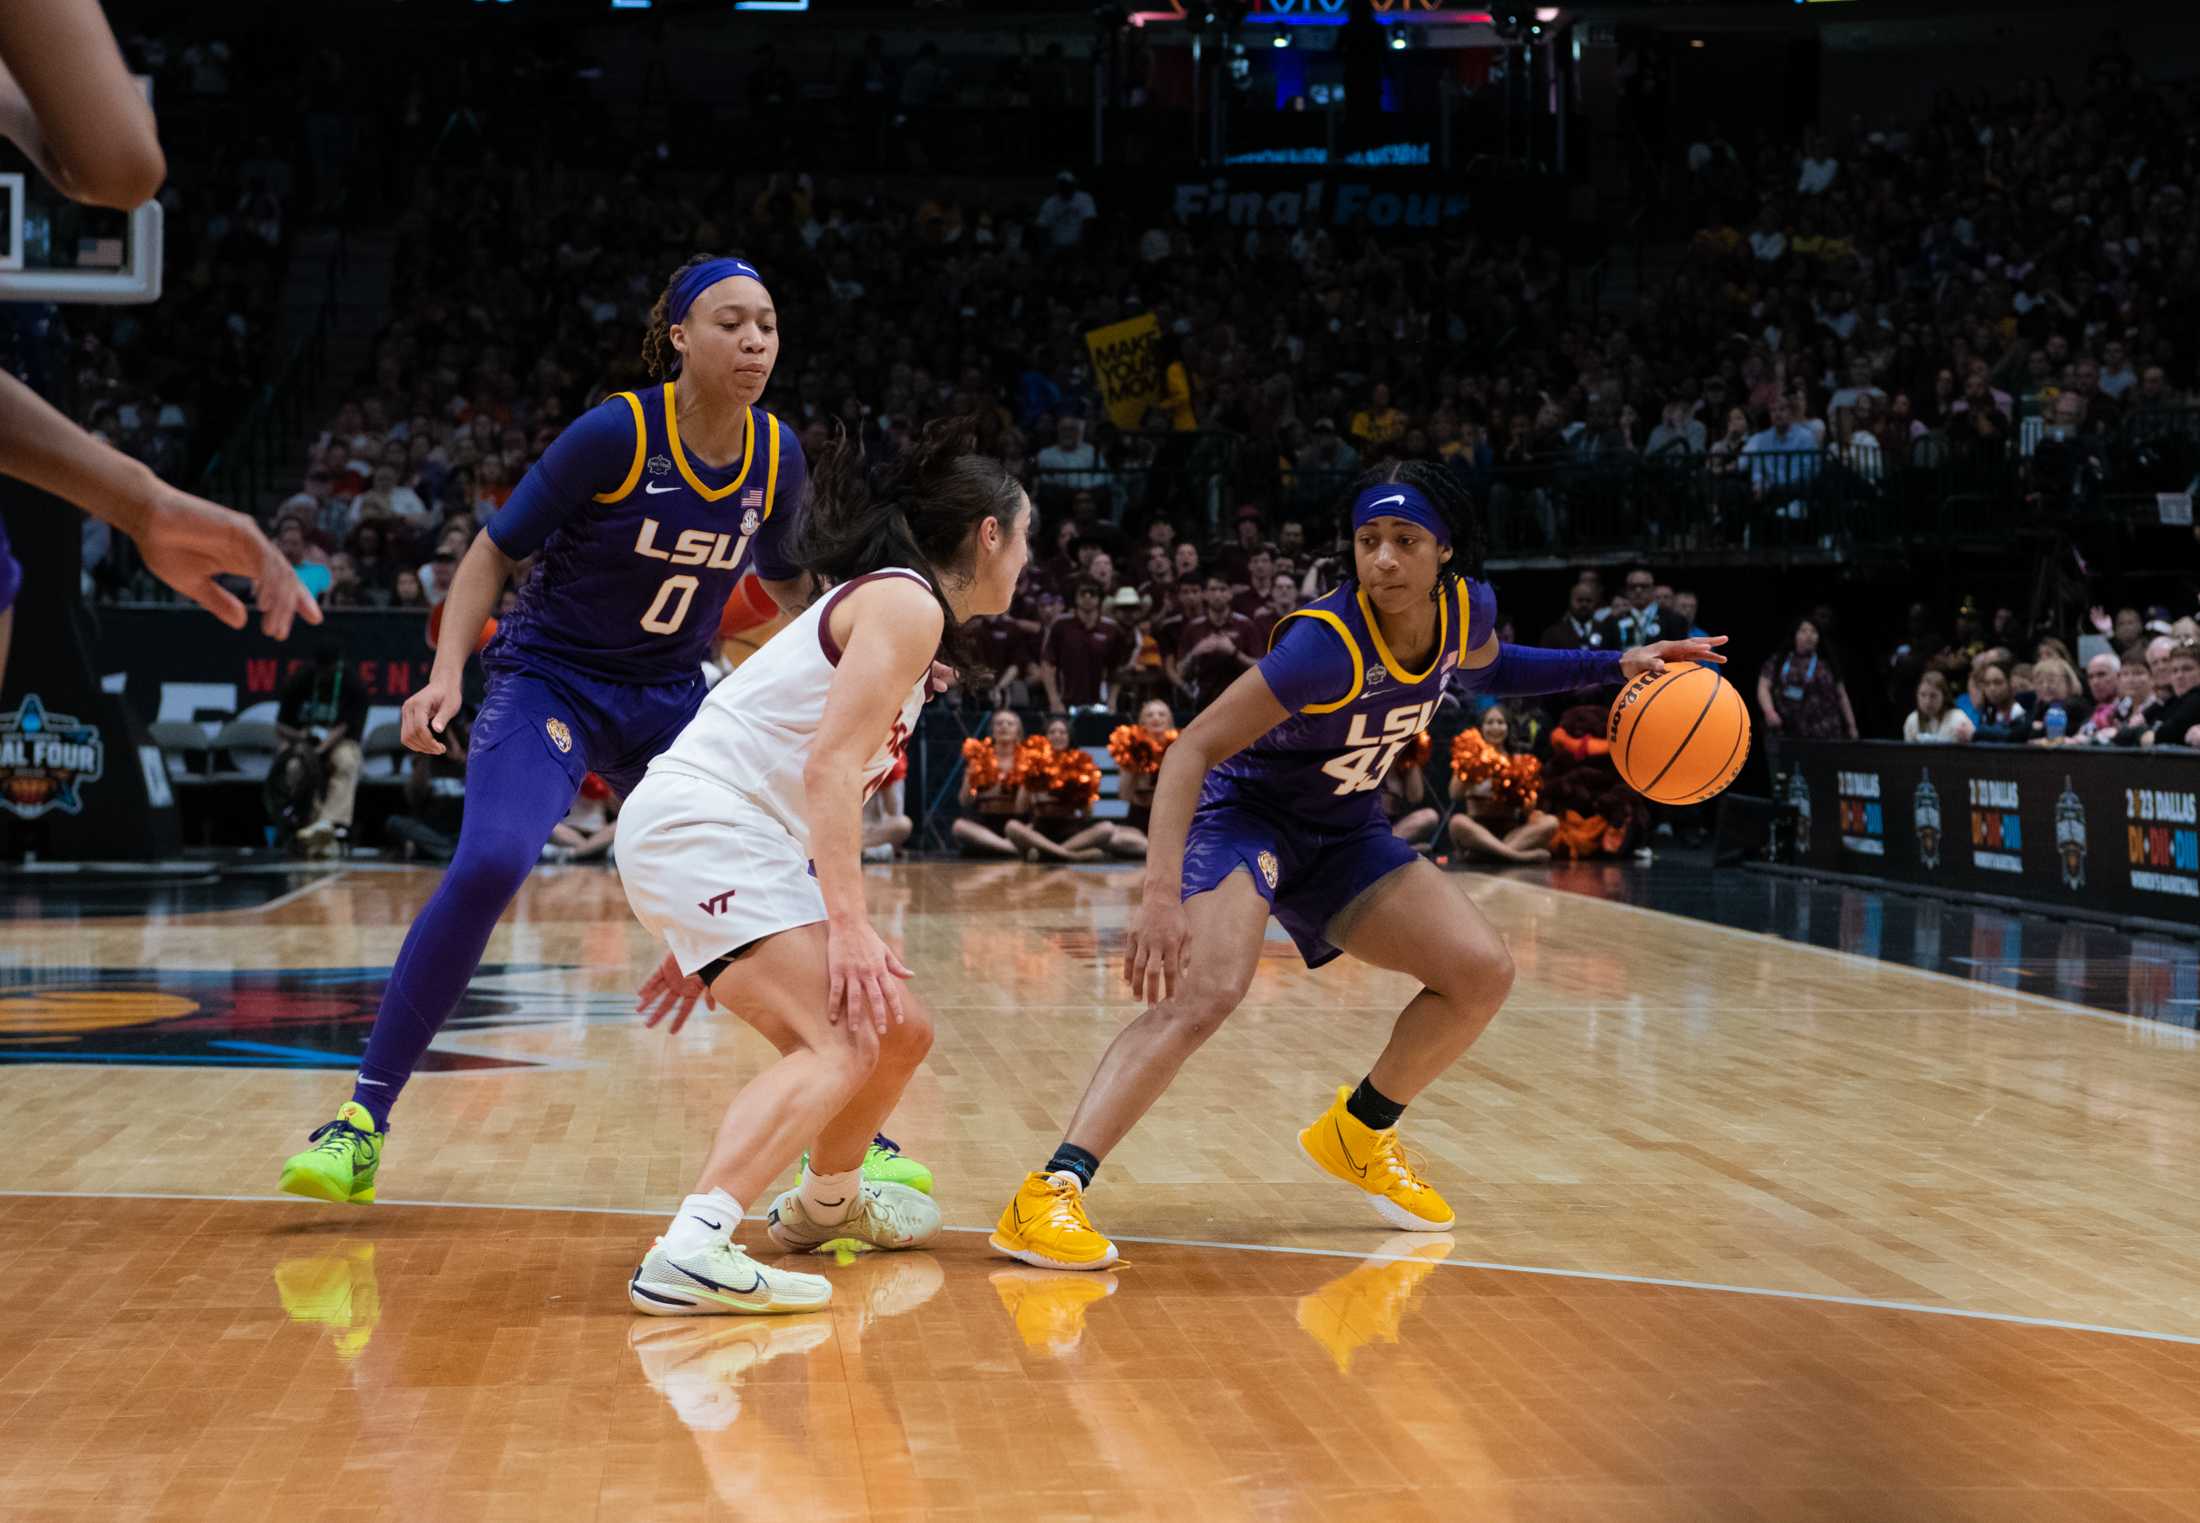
[275,641,368,857]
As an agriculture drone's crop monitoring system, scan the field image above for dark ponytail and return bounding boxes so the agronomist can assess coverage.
[789,417,1026,672]
[1334,457,1487,597]
[641,252,728,380]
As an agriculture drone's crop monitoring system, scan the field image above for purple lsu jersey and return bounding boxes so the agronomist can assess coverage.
[483,382,805,684]
[1203,575,1498,830]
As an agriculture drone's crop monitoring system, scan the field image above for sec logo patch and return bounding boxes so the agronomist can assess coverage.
[1257,850,1279,889]
[740,508,760,537]
[545,717,573,753]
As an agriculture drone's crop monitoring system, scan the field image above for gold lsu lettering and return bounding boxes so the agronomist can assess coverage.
[633,517,749,569]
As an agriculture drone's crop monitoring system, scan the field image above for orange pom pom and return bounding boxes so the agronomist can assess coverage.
[961,736,999,791]
[1449,728,1506,787]
[1398,730,1432,771]
[1046,745,1104,807]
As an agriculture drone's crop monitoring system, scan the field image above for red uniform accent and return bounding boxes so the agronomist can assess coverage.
[717,573,781,640]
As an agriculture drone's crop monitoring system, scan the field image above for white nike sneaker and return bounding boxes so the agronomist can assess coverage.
[765,1181,943,1254]
[629,1237,833,1316]
[628,1318,834,1431]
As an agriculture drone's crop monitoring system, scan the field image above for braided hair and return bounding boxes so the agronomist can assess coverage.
[1334,458,1486,602]
[640,252,728,380]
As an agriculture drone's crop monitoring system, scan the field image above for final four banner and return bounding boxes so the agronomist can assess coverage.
[1768,739,2200,927]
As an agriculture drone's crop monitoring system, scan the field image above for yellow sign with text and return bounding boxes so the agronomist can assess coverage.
[1085,312,1162,431]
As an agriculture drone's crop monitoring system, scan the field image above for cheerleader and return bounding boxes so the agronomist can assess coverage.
[1380,730,1439,845]
[1008,715,1113,863]
[951,710,1034,858]
[1445,707,1555,863]
[1103,699,1177,859]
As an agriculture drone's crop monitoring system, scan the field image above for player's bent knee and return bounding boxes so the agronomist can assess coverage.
[882,1005,935,1067]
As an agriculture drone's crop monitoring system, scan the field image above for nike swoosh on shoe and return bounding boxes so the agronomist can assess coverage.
[672,1260,766,1299]
[1331,1120,1372,1178]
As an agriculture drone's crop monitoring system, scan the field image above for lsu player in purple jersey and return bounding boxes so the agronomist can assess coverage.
[280,255,927,1205]
[991,461,1725,1268]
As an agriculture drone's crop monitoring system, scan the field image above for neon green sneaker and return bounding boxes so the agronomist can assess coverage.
[278,1101,384,1204]
[799,1133,934,1195]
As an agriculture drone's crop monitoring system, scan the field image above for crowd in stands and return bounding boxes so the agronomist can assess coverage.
[87,26,2196,859]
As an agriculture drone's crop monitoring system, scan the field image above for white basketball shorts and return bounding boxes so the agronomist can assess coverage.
[617,765,827,977]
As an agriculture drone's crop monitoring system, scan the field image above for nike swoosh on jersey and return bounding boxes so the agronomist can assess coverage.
[644,483,680,494]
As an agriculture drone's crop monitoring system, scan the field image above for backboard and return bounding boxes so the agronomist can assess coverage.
[0,76,164,306]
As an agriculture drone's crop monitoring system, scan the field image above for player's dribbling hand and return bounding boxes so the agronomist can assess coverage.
[637,950,715,1034]
[132,487,324,639]
[826,918,913,1036]
[1620,634,1729,680]
[1124,895,1189,1005]
[400,672,465,755]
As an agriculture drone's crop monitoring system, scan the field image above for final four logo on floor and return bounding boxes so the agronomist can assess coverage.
[2055,776,2088,890]
[0,695,105,819]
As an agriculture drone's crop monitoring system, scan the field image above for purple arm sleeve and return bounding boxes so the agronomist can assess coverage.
[484,400,636,560]
[747,420,807,582]
[1256,614,1357,712]
[1457,643,1626,696]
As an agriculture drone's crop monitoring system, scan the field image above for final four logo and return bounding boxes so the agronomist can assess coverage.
[0,695,105,819]
[1784,767,1813,856]
[2055,776,2088,890]
[1913,770,1943,870]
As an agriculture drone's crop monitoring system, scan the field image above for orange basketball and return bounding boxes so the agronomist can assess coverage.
[1607,664,1751,805]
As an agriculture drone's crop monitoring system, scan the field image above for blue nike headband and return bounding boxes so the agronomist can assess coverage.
[1350,482,1450,546]
[668,257,767,326]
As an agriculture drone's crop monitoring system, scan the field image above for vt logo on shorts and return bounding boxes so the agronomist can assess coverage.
[698,889,738,916]
[545,717,573,753]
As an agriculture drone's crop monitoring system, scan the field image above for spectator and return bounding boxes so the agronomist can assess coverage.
[1034,413,1107,502]
[1540,579,1610,651]
[1348,383,1407,454]
[276,642,368,856]
[385,708,470,864]
[275,513,333,601]
[2140,642,2200,749]
[1034,171,1097,251]
[2078,653,2149,744]
[1903,670,1974,744]
[1758,616,1857,739]
[1643,399,1705,458]
[391,566,427,609]
[861,759,914,862]
[1175,574,1259,708]
[1612,566,1671,648]
[1741,396,1821,507]
[1970,660,2031,743]
[1382,735,1439,847]
[1040,578,1128,712]
[2026,656,2086,741]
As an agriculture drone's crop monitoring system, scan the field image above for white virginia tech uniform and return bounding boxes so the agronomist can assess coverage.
[619,568,931,975]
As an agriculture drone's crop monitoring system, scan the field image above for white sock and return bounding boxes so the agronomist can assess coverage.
[798,1164,862,1227]
[663,1188,743,1255]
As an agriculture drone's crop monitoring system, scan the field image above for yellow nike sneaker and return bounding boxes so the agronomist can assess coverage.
[1295,1232,1455,1374]
[992,1268,1118,1356]
[1297,1086,1455,1230]
[989,1170,1119,1271]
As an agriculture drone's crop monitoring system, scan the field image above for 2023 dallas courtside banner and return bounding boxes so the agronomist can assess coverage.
[1768,739,2200,922]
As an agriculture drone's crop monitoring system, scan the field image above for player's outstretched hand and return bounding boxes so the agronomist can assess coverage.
[132,486,323,639]
[1124,894,1189,1005]
[637,950,715,1034]
[926,661,957,698]
[826,918,912,1036]
[400,672,465,756]
[1621,634,1728,680]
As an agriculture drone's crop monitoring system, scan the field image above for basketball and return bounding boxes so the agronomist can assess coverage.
[425,601,496,653]
[1607,664,1751,804]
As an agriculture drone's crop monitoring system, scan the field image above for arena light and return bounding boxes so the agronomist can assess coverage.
[732,0,809,9]
[1272,31,1291,45]
[1534,5,1559,17]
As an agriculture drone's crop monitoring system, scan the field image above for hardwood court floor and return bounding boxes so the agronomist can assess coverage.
[4,861,2200,1522]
